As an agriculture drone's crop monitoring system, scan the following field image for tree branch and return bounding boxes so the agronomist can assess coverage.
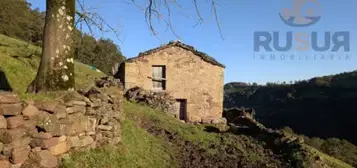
[75,0,122,42]
[129,0,223,40]
[193,0,204,27]
[210,0,223,40]
[75,0,224,42]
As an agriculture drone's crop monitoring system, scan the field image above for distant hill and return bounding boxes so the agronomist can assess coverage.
[224,71,357,144]
[0,33,352,168]
[224,71,357,165]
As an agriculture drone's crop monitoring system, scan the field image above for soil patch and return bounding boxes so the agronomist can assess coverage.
[138,117,291,168]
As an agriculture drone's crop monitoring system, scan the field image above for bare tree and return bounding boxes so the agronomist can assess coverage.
[28,0,222,93]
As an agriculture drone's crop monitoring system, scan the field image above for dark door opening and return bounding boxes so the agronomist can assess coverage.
[175,99,187,121]
[0,69,12,91]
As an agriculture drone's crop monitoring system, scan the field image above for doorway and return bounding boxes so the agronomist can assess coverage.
[175,99,187,121]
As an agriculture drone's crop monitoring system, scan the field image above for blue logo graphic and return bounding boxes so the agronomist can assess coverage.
[279,0,321,27]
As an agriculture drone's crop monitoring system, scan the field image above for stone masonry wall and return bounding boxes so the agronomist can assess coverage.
[124,86,177,116]
[0,77,123,168]
[123,46,224,123]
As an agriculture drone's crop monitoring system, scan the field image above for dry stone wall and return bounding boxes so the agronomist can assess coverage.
[0,77,123,168]
[124,86,177,115]
[124,87,227,124]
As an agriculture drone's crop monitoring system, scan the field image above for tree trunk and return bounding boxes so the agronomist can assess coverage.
[27,0,75,93]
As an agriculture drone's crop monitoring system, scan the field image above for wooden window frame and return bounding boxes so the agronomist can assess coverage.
[152,65,166,90]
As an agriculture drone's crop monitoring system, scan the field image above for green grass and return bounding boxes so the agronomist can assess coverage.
[60,101,224,168]
[124,101,221,147]
[0,34,175,168]
[0,34,353,168]
[0,34,104,100]
[306,146,354,168]
[60,101,354,168]
[60,119,173,168]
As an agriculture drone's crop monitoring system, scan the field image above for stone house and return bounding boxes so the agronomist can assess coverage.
[117,41,225,123]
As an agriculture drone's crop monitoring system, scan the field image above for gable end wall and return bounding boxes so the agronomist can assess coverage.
[124,46,224,122]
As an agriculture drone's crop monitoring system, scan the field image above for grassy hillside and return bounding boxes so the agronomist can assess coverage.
[224,73,357,166]
[59,100,353,168]
[0,34,104,100]
[224,72,357,143]
[0,35,352,168]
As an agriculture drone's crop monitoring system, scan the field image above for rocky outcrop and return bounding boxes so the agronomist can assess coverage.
[0,77,123,168]
[223,107,309,152]
[223,107,276,134]
[222,108,333,168]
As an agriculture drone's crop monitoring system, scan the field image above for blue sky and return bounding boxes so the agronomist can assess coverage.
[27,0,357,84]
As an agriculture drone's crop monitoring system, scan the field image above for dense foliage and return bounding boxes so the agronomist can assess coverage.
[0,0,125,75]
[281,127,357,166]
[225,71,357,166]
[0,0,44,45]
[73,32,125,75]
[225,71,357,143]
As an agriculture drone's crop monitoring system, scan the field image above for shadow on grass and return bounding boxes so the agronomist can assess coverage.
[203,126,221,133]
[0,69,12,91]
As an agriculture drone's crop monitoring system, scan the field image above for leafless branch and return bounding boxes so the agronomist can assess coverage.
[211,0,224,40]
[128,0,223,40]
[75,0,224,42]
[169,0,185,10]
[75,11,94,35]
[163,0,180,38]
[145,0,157,35]
[193,0,204,27]
[75,0,122,42]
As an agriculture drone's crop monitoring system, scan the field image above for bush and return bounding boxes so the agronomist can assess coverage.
[0,0,44,45]
[304,137,357,166]
[281,126,294,134]
[321,138,357,166]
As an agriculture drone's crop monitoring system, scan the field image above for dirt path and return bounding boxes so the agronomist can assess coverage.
[139,120,291,168]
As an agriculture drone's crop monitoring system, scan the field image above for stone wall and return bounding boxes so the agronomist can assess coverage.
[0,77,123,168]
[125,87,227,124]
[223,107,256,124]
[122,46,225,123]
[124,86,177,116]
